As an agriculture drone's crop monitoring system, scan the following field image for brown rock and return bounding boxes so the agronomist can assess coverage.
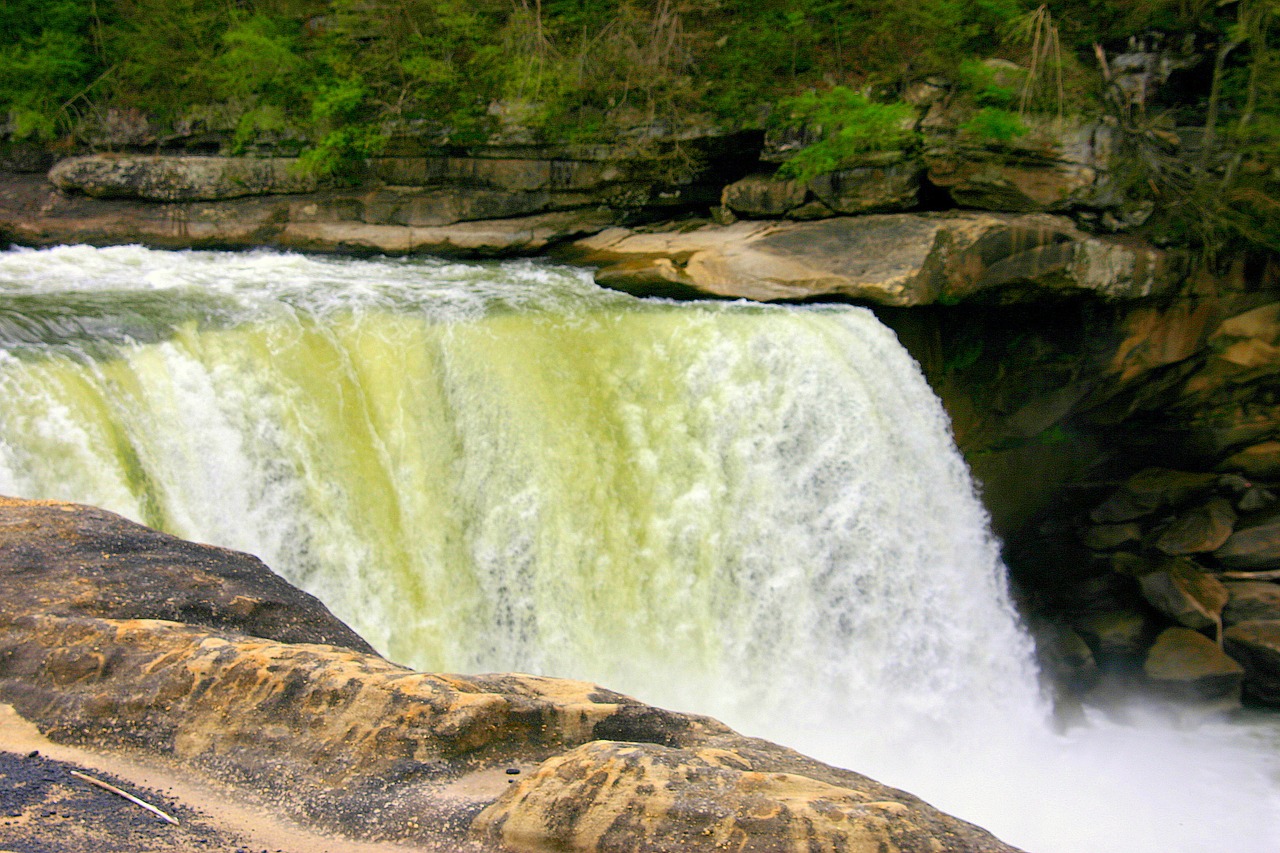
[0,497,1026,851]
[1154,497,1237,555]
[923,121,1116,214]
[566,213,1180,306]
[1223,620,1280,705]
[1072,608,1159,661]
[806,158,922,214]
[1215,507,1280,569]
[1082,523,1142,550]
[276,208,619,257]
[720,172,808,217]
[1136,558,1229,630]
[1221,441,1280,479]
[1223,581,1280,627]
[474,739,1020,853]
[0,496,371,651]
[1090,468,1219,523]
[1143,627,1243,707]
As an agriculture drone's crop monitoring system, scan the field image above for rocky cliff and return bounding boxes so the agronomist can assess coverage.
[0,496,1023,852]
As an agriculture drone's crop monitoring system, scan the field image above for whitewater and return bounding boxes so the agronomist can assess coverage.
[0,244,1276,853]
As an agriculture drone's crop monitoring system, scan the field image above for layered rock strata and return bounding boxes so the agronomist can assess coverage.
[0,497,1022,852]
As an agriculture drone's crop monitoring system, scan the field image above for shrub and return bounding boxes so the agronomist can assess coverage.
[774,87,917,182]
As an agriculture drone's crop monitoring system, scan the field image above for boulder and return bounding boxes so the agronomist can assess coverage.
[564,213,1181,306]
[1072,608,1160,663]
[1089,468,1219,524]
[807,158,922,214]
[1221,440,1280,479]
[720,172,808,217]
[49,155,319,201]
[474,739,1017,853]
[0,497,1025,851]
[1143,627,1243,707]
[1154,497,1237,555]
[1081,522,1142,550]
[1223,620,1280,705]
[1223,581,1280,627]
[0,497,371,652]
[1215,507,1280,569]
[1135,558,1228,631]
[923,120,1121,215]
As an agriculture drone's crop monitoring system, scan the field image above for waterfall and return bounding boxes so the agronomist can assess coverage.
[1,244,1277,853]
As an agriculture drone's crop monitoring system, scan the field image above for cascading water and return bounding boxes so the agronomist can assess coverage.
[0,244,1276,853]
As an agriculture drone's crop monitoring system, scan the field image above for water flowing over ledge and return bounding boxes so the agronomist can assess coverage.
[1,245,1277,853]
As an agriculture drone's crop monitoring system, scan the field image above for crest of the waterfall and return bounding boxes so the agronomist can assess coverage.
[3,245,1277,853]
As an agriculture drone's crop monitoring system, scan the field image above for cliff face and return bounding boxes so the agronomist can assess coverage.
[2,98,1278,710]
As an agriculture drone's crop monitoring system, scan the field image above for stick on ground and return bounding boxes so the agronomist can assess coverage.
[69,769,181,825]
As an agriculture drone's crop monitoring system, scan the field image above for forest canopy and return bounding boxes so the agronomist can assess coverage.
[2,1,1277,249]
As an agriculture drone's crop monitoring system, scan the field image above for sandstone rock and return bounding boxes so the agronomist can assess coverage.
[1136,558,1229,631]
[49,155,319,201]
[720,172,807,217]
[1223,581,1280,627]
[0,496,371,651]
[806,157,922,214]
[1030,620,1099,695]
[923,121,1118,214]
[565,213,1180,306]
[1143,627,1243,707]
[1215,507,1280,569]
[474,739,1019,853]
[1154,497,1237,555]
[1223,620,1280,705]
[277,209,619,257]
[0,497,1025,851]
[1090,468,1219,523]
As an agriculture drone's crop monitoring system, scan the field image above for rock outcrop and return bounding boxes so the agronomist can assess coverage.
[561,212,1181,305]
[0,497,1023,852]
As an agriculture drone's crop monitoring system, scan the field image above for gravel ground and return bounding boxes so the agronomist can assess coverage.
[0,749,267,853]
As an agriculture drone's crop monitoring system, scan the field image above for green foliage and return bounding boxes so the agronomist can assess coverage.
[774,87,917,182]
[957,58,1021,108]
[0,1,99,139]
[960,106,1031,141]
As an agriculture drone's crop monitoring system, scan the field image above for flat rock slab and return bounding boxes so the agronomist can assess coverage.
[564,213,1181,306]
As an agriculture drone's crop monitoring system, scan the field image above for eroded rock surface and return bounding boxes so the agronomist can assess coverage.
[563,213,1180,306]
[0,497,1024,852]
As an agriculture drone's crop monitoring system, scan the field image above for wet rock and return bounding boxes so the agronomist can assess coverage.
[1135,558,1228,631]
[1223,581,1280,627]
[1223,620,1280,705]
[49,155,319,201]
[1215,507,1280,569]
[1143,627,1243,708]
[1072,608,1160,662]
[1153,497,1236,555]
